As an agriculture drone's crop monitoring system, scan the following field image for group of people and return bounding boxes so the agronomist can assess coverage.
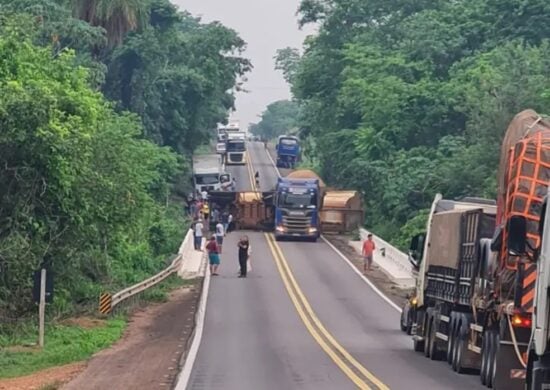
[204,234,252,278]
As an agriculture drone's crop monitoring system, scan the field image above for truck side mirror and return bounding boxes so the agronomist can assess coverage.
[408,232,425,270]
[507,216,527,256]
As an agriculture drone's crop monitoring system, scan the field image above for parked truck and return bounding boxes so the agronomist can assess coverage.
[274,176,321,241]
[275,135,300,169]
[192,154,225,193]
[403,110,550,389]
[225,132,247,165]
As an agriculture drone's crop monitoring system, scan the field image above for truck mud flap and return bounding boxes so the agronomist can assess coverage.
[494,344,526,390]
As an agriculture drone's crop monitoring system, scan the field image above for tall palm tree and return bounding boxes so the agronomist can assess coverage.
[72,0,147,47]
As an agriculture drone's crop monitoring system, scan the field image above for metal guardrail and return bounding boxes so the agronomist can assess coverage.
[99,252,184,315]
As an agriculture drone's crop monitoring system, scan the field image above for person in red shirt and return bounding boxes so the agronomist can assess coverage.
[362,234,375,273]
[205,236,220,276]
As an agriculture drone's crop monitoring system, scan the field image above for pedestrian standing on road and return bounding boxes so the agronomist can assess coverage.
[362,234,375,273]
[228,213,234,233]
[212,207,219,224]
[202,202,210,227]
[206,236,220,276]
[201,190,208,201]
[254,171,260,188]
[238,235,251,278]
[215,221,225,253]
[193,218,204,251]
[230,178,237,191]
[221,211,229,235]
[189,200,197,219]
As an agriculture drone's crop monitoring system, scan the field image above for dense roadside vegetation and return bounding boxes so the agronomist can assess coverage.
[0,0,248,328]
[279,0,550,247]
[250,100,300,140]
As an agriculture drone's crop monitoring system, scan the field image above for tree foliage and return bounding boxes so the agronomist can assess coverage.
[0,1,248,316]
[249,100,300,140]
[287,0,550,246]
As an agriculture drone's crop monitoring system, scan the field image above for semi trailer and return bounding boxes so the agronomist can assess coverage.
[402,110,550,389]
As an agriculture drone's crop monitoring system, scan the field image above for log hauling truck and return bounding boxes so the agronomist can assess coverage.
[402,110,550,389]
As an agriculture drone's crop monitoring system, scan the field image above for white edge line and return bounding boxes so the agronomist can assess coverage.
[263,143,282,178]
[321,236,402,313]
[262,142,402,314]
[174,263,211,390]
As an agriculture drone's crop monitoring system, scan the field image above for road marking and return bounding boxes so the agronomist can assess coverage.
[245,142,258,191]
[264,233,378,389]
[267,233,390,390]
[260,144,403,314]
[174,269,211,390]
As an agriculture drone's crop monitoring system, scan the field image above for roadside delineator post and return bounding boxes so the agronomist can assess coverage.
[99,293,112,315]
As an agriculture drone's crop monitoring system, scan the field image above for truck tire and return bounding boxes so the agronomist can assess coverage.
[452,319,468,374]
[424,311,433,358]
[400,310,407,332]
[480,332,489,386]
[447,313,457,365]
[429,321,442,361]
[486,330,498,388]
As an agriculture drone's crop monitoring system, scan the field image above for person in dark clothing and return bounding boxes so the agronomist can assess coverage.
[238,235,251,278]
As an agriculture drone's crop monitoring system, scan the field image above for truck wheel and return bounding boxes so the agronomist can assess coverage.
[424,314,433,358]
[488,330,498,388]
[480,332,489,385]
[452,321,468,374]
[429,321,442,360]
[400,310,407,332]
[447,314,457,365]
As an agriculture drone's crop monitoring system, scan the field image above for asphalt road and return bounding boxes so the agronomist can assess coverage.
[186,142,485,389]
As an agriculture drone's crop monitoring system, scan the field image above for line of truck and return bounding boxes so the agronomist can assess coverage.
[400,109,550,389]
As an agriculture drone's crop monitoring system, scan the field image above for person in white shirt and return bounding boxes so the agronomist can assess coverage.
[215,222,225,253]
[201,190,208,201]
[227,213,233,233]
[193,218,204,251]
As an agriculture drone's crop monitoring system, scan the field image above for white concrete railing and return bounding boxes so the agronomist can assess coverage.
[359,228,415,288]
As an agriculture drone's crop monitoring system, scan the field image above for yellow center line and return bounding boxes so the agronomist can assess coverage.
[248,145,387,389]
[245,142,258,191]
[268,233,390,390]
[264,233,371,389]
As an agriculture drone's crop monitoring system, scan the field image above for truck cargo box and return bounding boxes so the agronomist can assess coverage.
[425,208,496,305]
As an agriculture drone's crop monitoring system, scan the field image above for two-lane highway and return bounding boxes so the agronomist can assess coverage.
[183,142,486,389]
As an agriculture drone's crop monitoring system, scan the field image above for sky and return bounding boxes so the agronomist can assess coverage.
[171,0,314,129]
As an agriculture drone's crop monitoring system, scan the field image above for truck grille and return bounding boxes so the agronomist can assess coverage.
[283,216,310,233]
[228,153,243,163]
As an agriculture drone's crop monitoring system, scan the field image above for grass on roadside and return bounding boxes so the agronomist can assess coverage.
[0,318,125,379]
[0,274,192,379]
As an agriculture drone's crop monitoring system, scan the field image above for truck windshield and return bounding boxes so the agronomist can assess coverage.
[227,141,245,152]
[280,139,298,146]
[278,193,316,209]
[195,174,219,185]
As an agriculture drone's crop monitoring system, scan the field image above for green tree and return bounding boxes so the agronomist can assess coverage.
[72,0,147,47]
[250,100,300,140]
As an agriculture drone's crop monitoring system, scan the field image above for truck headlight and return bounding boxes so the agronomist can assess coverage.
[276,225,286,232]
[308,227,318,234]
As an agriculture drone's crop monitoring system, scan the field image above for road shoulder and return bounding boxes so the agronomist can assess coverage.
[324,234,411,307]
[62,281,201,390]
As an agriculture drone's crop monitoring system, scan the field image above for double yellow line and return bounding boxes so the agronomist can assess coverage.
[247,143,387,389]
[265,233,389,390]
[245,142,258,191]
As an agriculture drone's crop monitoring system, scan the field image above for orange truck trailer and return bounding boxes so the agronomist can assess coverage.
[401,110,550,389]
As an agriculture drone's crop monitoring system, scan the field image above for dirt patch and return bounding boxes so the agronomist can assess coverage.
[325,234,413,307]
[0,363,85,390]
[62,281,201,390]
[60,317,106,330]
